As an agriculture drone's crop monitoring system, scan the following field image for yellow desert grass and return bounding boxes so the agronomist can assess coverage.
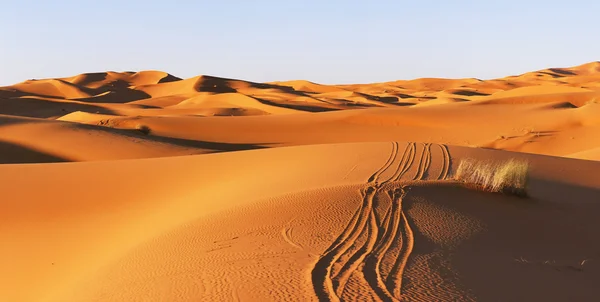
[454,158,529,197]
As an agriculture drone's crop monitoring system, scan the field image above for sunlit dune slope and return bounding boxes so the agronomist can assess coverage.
[1,143,599,301]
[40,99,600,162]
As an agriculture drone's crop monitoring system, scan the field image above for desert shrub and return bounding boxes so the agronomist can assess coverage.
[454,158,529,197]
[136,124,151,135]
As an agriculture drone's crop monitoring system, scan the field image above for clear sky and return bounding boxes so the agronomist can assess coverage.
[1,0,598,85]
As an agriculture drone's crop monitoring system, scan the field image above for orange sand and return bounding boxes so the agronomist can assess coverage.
[1,62,599,301]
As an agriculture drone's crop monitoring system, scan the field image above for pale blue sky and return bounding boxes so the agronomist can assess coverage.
[1,0,598,85]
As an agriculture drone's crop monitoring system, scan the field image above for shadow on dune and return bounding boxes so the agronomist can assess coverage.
[70,72,109,86]
[548,68,577,76]
[5,77,157,104]
[404,183,600,301]
[194,75,337,99]
[451,90,490,97]
[71,79,152,103]
[0,97,118,118]
[0,140,70,164]
[195,76,238,93]
[378,96,402,104]
[157,74,182,84]
[0,125,270,164]
[148,134,272,153]
[537,72,566,78]
[73,122,273,153]
[0,88,31,98]
[395,93,415,99]
[250,96,341,112]
[5,79,97,99]
[353,91,400,104]
[528,177,600,204]
[0,115,38,127]
[74,89,151,104]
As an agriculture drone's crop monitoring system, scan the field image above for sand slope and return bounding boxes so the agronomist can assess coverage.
[1,62,600,301]
[1,143,599,301]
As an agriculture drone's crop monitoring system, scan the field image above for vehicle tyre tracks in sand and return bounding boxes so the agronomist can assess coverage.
[311,142,451,301]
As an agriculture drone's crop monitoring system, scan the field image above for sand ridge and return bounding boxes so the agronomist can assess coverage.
[1,62,600,162]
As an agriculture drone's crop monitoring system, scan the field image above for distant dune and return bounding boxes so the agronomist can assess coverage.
[1,62,599,301]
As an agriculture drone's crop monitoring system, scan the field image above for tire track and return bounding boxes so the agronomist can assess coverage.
[363,188,405,302]
[368,142,399,184]
[312,187,377,302]
[281,218,303,250]
[385,142,416,184]
[412,143,432,181]
[322,202,363,255]
[437,144,450,180]
[312,187,411,302]
[312,142,449,301]
[374,195,393,243]
[333,209,379,297]
[386,211,414,299]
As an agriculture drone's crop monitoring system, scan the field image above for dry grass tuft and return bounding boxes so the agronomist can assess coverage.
[136,124,151,135]
[454,158,529,197]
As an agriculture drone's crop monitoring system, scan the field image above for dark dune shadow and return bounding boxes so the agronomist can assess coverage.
[70,72,108,86]
[0,115,38,127]
[393,102,417,106]
[146,134,272,153]
[74,89,151,104]
[74,123,273,153]
[193,75,331,99]
[0,88,32,98]
[70,79,153,103]
[451,90,490,97]
[0,125,272,164]
[158,74,183,83]
[395,93,415,99]
[0,140,70,164]
[245,81,301,94]
[537,72,564,78]
[6,79,97,99]
[527,177,600,204]
[548,68,577,76]
[352,92,402,105]
[546,102,578,109]
[378,96,400,104]
[0,97,118,118]
[55,79,99,95]
[194,76,238,93]
[4,74,149,104]
[249,96,340,113]
[323,99,373,108]
[128,104,163,109]
[96,79,131,90]
[71,71,180,86]
[405,183,600,302]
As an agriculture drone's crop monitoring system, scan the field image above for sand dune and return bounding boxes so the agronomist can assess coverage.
[1,62,600,301]
[2,143,599,301]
